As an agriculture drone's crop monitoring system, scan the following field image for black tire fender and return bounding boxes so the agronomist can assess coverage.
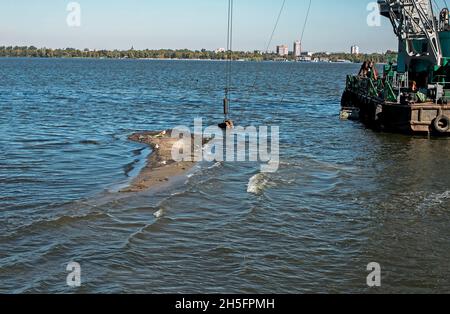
[433,115,450,133]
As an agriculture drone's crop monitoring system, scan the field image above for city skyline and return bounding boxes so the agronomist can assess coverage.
[0,0,399,53]
[351,45,360,55]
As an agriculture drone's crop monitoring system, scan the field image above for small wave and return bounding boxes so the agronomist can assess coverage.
[382,190,450,213]
[0,177,46,184]
[132,147,146,156]
[79,140,101,145]
[154,208,165,218]
[123,159,139,177]
[3,211,108,241]
[247,173,269,195]
[416,190,450,211]
[280,159,355,172]
[208,162,223,170]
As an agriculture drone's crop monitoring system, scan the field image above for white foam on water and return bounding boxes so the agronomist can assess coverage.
[247,173,269,195]
[153,208,165,218]
[208,161,222,170]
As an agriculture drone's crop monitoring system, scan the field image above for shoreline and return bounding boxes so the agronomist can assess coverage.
[0,56,364,64]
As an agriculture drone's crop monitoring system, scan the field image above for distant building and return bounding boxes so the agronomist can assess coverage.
[301,51,313,57]
[215,48,226,53]
[351,45,360,55]
[293,40,301,57]
[276,45,289,57]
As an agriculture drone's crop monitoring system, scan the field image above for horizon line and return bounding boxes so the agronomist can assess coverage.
[0,45,398,55]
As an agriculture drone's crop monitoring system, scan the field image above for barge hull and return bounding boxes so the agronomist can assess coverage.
[342,90,450,135]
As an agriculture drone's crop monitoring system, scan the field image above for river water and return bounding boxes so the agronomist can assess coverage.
[0,58,449,293]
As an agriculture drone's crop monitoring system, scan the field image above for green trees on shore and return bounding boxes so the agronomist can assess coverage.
[313,50,398,63]
[0,46,397,63]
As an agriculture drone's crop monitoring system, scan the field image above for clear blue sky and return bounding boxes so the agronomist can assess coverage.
[0,0,399,53]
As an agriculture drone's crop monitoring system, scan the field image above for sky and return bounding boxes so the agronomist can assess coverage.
[0,0,400,53]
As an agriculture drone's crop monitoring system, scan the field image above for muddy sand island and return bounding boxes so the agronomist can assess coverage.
[121,130,208,193]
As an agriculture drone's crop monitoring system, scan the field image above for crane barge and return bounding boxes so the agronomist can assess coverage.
[341,0,450,134]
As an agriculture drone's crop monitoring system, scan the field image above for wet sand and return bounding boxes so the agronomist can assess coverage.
[121,130,205,193]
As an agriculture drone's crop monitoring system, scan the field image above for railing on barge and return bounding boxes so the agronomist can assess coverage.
[345,72,409,103]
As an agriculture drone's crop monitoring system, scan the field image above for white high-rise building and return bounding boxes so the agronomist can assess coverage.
[351,45,360,55]
[293,40,301,57]
[276,45,289,57]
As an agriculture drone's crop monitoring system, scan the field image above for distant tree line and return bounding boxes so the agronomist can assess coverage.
[0,46,268,60]
[314,50,398,64]
[0,46,397,63]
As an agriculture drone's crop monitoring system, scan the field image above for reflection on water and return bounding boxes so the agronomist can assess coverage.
[0,58,449,293]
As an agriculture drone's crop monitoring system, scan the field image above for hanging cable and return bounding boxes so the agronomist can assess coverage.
[300,0,312,45]
[243,0,287,102]
[220,0,310,125]
[224,0,234,122]
[279,0,312,105]
[265,0,287,54]
[433,0,442,12]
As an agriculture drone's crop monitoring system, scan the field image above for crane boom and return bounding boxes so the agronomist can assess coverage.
[378,0,442,67]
